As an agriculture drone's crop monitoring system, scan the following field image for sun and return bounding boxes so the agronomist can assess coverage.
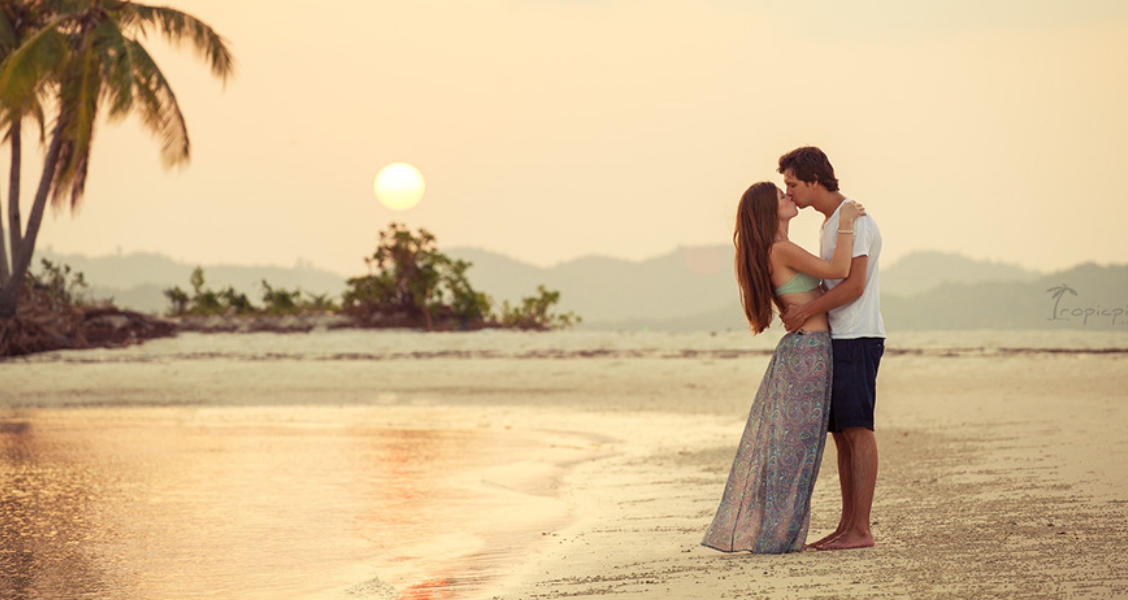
[373,162,425,211]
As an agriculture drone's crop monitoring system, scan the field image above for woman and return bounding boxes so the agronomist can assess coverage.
[701,181,863,554]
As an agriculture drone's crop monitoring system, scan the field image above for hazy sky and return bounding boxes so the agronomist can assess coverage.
[8,0,1128,275]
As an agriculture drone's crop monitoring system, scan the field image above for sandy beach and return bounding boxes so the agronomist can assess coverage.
[2,329,1127,599]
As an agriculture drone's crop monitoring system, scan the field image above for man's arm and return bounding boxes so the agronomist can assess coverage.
[781,255,868,332]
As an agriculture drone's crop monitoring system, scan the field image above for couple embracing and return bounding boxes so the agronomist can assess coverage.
[702,146,885,554]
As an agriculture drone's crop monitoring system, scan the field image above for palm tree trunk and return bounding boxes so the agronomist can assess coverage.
[8,121,22,262]
[0,120,63,319]
[0,122,23,288]
[0,188,9,286]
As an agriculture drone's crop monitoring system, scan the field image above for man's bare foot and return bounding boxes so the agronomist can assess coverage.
[816,531,874,551]
[804,530,845,551]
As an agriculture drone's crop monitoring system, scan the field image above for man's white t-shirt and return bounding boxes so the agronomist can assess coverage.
[819,199,886,339]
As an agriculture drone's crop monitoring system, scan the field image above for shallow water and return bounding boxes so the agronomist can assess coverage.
[0,407,584,600]
[10,328,1127,367]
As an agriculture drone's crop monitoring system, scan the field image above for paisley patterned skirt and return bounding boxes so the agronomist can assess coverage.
[701,330,833,554]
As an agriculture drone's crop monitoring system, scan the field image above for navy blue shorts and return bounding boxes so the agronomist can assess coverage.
[828,337,884,433]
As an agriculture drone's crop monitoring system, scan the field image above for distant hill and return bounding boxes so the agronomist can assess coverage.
[883,262,1128,330]
[590,262,1128,332]
[448,245,738,324]
[450,245,1056,316]
[33,246,1125,331]
[448,245,1092,330]
[35,248,347,315]
[880,250,1040,296]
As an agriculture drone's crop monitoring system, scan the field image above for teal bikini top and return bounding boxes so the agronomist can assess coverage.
[774,271,821,295]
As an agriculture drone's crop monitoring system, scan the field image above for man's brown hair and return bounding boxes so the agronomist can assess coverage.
[778,146,839,192]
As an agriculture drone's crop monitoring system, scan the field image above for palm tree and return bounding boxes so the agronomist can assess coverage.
[0,0,234,318]
[1046,283,1077,321]
[0,0,52,287]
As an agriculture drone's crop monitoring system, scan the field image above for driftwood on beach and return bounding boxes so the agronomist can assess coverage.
[0,307,177,358]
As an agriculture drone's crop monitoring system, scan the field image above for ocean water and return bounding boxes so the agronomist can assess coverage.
[14,327,1126,367]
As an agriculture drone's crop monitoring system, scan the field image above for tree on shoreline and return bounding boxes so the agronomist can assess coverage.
[0,0,234,319]
[342,223,579,331]
[343,223,493,330]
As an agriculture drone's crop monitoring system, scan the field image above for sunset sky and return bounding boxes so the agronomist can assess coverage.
[7,0,1128,275]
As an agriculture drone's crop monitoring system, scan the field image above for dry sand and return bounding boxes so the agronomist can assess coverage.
[2,329,1127,599]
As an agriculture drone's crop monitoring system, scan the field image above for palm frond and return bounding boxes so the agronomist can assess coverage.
[51,25,105,208]
[123,37,188,167]
[94,17,133,119]
[29,93,47,143]
[4,0,233,210]
[0,9,17,55]
[2,89,51,145]
[0,17,68,113]
[119,3,235,84]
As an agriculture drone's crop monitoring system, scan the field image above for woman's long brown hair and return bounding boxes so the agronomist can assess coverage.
[734,182,783,333]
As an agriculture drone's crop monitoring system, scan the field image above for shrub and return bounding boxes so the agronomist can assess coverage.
[27,259,92,312]
[499,285,581,331]
[164,267,259,316]
[261,280,302,315]
[164,268,341,317]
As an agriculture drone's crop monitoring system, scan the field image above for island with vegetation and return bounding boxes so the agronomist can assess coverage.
[0,223,581,358]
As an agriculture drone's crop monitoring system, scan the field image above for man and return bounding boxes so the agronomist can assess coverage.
[778,146,885,551]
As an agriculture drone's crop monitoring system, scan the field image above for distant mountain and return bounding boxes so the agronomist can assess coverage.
[881,250,1040,296]
[35,248,347,315]
[35,246,1123,331]
[448,245,1068,329]
[883,262,1128,330]
[448,245,739,324]
[598,262,1127,332]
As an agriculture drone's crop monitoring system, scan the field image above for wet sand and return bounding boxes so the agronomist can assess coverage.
[2,330,1127,599]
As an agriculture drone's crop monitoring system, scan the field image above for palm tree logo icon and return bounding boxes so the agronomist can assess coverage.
[1046,284,1078,320]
